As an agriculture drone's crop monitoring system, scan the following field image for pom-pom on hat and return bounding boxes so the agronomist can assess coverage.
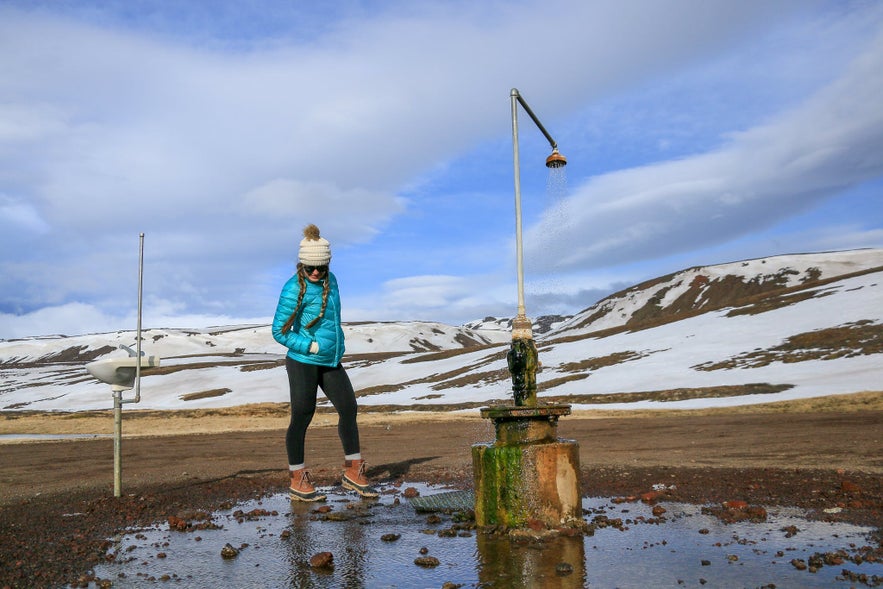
[298,224,332,265]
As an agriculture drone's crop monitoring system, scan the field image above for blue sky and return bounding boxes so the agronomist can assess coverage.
[1,0,882,338]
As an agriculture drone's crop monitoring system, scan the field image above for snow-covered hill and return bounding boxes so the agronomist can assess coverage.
[1,249,881,412]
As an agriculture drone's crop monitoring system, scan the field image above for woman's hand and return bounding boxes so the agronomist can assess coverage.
[309,342,320,354]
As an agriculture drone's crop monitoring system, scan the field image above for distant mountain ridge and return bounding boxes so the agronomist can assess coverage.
[1,248,881,412]
[470,249,883,340]
[551,249,882,338]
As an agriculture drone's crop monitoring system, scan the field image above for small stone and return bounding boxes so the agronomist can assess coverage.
[640,491,660,503]
[309,551,334,569]
[167,516,188,531]
[381,533,401,542]
[722,500,748,510]
[220,543,239,559]
[438,528,457,537]
[841,480,861,493]
[823,552,843,566]
[746,506,767,521]
[414,556,440,568]
[403,487,420,498]
[527,518,545,531]
[555,562,573,576]
[652,505,667,516]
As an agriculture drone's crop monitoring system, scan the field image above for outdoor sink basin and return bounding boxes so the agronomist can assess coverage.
[86,355,160,389]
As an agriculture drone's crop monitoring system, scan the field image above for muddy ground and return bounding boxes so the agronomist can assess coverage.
[1,406,882,588]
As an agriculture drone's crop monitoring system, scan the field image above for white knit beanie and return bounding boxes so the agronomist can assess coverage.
[298,224,332,265]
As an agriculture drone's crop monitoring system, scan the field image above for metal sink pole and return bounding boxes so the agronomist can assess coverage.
[114,233,145,497]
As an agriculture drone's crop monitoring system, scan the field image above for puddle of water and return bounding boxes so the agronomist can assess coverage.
[87,483,882,588]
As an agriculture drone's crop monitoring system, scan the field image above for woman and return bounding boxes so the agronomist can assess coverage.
[272,224,377,501]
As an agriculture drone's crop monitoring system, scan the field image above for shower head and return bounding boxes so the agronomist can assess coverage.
[545,148,567,169]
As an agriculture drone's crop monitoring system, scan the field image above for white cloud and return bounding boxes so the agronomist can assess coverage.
[524,26,883,273]
[1,1,881,336]
[0,302,123,339]
[0,195,50,235]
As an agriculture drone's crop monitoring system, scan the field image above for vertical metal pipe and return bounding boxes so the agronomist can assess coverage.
[113,390,122,497]
[511,89,526,320]
[134,233,144,403]
[115,233,145,497]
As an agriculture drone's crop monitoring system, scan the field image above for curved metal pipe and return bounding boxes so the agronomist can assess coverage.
[512,88,559,151]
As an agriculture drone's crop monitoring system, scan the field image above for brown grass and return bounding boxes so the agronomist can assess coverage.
[694,321,883,370]
[1,391,880,441]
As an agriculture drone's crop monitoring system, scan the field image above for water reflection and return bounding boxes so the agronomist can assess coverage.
[88,485,883,588]
[477,533,586,588]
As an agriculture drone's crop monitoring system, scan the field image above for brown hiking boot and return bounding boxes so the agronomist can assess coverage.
[289,468,326,502]
[342,459,379,498]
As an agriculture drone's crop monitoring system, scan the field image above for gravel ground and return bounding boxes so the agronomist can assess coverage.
[1,411,882,588]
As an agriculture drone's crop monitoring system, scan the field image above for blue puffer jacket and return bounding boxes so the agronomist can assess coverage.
[272,272,345,367]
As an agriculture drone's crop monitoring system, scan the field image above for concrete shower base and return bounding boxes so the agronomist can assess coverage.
[472,405,581,529]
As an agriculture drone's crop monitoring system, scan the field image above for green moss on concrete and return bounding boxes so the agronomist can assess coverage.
[473,444,529,527]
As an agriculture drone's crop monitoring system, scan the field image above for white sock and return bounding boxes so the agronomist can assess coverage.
[344,453,361,461]
[289,463,305,472]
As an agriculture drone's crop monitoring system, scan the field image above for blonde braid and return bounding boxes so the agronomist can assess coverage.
[304,275,330,329]
[281,266,308,333]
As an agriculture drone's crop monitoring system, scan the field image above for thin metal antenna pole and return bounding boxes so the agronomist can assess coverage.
[134,233,144,403]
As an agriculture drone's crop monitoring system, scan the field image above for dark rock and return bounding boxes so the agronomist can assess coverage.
[555,562,574,576]
[438,528,457,538]
[220,543,239,559]
[309,551,334,569]
[414,556,440,568]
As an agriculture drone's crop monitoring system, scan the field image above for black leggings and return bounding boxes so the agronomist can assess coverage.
[285,357,360,465]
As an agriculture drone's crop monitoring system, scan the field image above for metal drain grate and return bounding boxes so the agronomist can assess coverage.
[409,490,475,513]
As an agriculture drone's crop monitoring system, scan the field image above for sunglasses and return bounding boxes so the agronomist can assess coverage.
[303,265,328,274]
